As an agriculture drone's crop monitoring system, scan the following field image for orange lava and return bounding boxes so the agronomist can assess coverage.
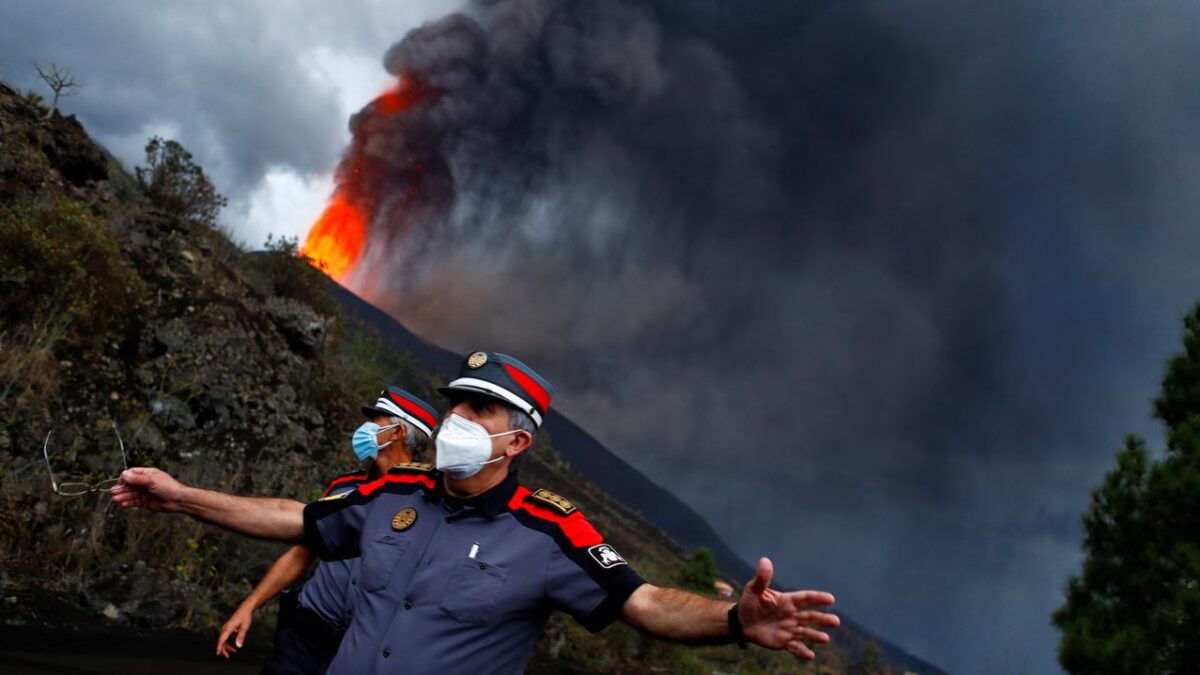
[300,193,365,280]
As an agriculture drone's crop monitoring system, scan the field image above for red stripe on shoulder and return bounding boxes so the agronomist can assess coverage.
[508,485,533,511]
[322,472,369,497]
[358,472,436,497]
[510,489,603,548]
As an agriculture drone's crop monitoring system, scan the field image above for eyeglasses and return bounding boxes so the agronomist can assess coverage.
[42,422,129,496]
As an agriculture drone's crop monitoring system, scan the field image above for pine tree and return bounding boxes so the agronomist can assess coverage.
[1053,302,1200,673]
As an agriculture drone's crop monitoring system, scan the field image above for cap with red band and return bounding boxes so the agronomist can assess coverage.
[439,351,553,427]
[361,386,439,437]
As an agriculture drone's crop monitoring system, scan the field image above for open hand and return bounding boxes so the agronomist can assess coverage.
[739,557,840,659]
[109,467,188,512]
[216,603,254,658]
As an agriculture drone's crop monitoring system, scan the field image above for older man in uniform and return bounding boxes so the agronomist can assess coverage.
[111,352,840,673]
[216,386,439,675]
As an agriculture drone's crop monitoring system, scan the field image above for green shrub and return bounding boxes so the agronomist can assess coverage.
[0,199,144,345]
[674,547,719,594]
[136,137,228,227]
[252,235,343,320]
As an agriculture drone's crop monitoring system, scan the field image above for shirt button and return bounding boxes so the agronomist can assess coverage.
[404,600,413,610]
[479,563,488,570]
[383,648,391,658]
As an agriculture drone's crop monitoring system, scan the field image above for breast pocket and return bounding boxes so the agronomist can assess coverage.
[439,558,510,625]
[359,535,409,592]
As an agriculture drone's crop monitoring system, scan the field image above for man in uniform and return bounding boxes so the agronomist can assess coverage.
[216,386,439,675]
[111,352,840,673]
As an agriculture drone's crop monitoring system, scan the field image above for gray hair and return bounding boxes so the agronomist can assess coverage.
[508,407,537,440]
[401,420,431,460]
[507,407,537,470]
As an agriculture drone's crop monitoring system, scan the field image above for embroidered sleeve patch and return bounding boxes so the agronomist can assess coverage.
[587,543,627,568]
[530,488,578,515]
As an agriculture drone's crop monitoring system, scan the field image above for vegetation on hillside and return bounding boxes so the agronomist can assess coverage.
[1053,302,1200,672]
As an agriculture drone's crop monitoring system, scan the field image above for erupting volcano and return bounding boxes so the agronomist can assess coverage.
[300,77,435,281]
[299,193,365,280]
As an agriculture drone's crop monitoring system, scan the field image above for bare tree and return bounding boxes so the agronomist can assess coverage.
[32,60,80,119]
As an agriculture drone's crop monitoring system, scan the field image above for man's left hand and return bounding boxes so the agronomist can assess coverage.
[738,557,840,659]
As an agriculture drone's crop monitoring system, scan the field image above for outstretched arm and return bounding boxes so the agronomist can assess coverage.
[110,467,306,542]
[620,557,839,659]
[216,544,317,659]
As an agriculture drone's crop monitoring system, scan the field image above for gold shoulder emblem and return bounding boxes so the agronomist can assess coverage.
[467,351,489,368]
[391,507,418,531]
[391,461,435,472]
[319,490,351,502]
[530,488,578,515]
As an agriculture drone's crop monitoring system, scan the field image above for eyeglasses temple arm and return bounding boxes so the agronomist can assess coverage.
[112,422,128,471]
[42,431,60,493]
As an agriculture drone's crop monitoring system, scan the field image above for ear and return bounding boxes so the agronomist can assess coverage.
[504,430,533,458]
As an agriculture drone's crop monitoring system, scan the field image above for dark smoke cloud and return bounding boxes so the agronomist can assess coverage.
[334,1,1200,672]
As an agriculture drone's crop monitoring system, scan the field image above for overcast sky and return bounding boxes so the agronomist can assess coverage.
[5,2,1200,674]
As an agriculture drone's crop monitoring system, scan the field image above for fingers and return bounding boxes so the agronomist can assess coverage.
[217,622,235,657]
[779,605,840,629]
[804,610,840,628]
[217,618,248,658]
[110,489,152,510]
[786,640,816,660]
[119,467,160,486]
[784,590,837,608]
[746,557,774,595]
[792,626,830,645]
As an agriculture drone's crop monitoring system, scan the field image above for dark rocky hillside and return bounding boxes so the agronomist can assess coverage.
[0,82,940,674]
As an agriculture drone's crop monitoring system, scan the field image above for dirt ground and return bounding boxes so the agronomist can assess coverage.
[0,587,271,675]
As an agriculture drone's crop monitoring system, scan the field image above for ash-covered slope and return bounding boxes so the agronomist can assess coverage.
[327,282,948,675]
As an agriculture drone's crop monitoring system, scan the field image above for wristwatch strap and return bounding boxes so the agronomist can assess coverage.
[728,603,748,649]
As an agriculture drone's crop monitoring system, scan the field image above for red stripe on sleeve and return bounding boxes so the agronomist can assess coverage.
[502,364,551,412]
[558,512,604,548]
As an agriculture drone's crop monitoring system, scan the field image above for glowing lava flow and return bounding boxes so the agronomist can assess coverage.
[300,193,365,280]
[300,77,430,280]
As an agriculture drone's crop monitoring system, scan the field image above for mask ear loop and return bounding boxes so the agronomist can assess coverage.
[482,428,527,465]
[375,421,404,450]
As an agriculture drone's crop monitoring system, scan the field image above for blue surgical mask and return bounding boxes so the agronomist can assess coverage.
[351,421,400,461]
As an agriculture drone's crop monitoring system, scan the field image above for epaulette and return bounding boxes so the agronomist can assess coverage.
[527,488,578,515]
[389,461,436,473]
[509,486,602,548]
[322,469,370,497]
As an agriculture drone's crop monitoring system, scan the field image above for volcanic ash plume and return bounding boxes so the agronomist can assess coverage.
[297,0,1200,672]
[301,0,776,348]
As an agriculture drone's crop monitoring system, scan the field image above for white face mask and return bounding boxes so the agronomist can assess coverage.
[434,413,520,479]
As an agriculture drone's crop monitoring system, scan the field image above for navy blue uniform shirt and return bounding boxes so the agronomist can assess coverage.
[296,469,370,629]
[303,465,645,674]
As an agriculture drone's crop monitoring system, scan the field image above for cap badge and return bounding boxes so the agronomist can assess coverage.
[391,507,418,532]
[467,352,489,369]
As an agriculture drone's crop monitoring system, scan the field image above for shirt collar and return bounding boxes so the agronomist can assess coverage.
[427,470,520,518]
